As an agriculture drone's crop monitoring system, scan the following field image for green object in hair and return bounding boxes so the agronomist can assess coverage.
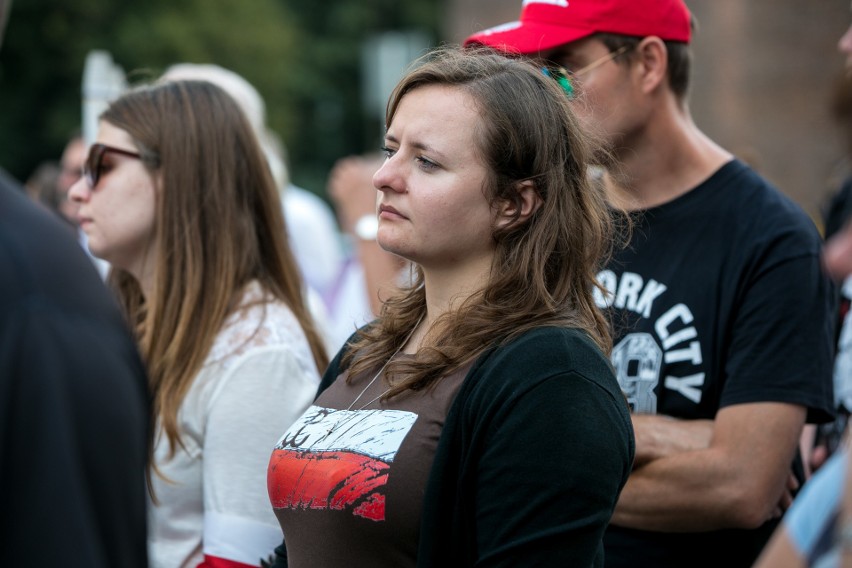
[541,66,575,98]
[557,75,574,97]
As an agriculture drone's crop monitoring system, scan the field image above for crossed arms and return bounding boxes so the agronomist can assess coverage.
[611,402,806,532]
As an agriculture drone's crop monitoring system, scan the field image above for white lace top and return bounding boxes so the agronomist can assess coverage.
[148,281,321,568]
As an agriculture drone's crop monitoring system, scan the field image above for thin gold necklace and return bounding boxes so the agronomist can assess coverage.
[346,314,424,411]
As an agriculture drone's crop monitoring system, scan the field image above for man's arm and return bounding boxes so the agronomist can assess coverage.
[612,402,806,532]
[631,414,713,467]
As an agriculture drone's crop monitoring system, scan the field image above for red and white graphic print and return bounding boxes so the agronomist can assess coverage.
[268,405,417,522]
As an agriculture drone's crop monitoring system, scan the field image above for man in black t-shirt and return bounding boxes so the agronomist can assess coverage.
[466,1,834,566]
[0,3,149,565]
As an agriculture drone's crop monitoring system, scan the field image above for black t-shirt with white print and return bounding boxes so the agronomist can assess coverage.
[601,160,834,568]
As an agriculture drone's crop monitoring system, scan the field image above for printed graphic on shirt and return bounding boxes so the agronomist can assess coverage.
[268,405,417,522]
[596,269,706,413]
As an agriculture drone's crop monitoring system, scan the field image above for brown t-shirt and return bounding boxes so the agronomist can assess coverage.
[268,358,467,567]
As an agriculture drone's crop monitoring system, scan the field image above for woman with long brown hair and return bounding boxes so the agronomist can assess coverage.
[266,46,634,567]
[69,79,328,568]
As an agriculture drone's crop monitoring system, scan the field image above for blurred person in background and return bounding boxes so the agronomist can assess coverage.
[325,152,408,346]
[57,133,86,225]
[24,160,64,218]
[68,79,328,567]
[812,23,852,471]
[466,0,835,566]
[0,0,150,565]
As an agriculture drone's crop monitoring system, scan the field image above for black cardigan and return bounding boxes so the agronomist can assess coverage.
[271,326,634,568]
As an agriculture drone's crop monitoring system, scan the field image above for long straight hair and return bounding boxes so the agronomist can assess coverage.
[103,80,328,461]
[344,47,615,396]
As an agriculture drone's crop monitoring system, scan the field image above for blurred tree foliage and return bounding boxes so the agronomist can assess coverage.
[0,0,441,196]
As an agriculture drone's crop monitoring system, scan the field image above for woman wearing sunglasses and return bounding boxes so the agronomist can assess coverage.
[69,80,328,568]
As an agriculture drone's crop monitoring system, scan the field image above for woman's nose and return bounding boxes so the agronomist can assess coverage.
[67,176,90,204]
[373,155,403,194]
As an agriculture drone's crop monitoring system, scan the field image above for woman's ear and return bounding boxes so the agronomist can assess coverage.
[496,180,542,230]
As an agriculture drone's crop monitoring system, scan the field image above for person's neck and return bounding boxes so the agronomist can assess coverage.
[607,101,732,211]
[128,258,155,301]
[138,275,153,302]
[403,256,492,354]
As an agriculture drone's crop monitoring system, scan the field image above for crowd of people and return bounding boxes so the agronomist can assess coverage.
[3,0,852,566]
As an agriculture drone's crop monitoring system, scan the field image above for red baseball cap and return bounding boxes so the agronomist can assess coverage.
[464,0,692,54]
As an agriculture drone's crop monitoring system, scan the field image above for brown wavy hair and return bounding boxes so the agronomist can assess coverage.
[343,46,615,397]
[102,80,328,469]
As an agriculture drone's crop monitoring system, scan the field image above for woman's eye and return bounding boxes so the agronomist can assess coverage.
[381,146,437,171]
[416,156,438,171]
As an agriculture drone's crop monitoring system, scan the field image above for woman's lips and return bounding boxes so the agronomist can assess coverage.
[379,204,406,219]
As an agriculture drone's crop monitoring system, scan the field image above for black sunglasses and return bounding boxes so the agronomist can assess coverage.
[84,143,142,188]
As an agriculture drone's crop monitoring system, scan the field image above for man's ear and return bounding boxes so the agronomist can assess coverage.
[496,180,542,230]
[634,36,668,95]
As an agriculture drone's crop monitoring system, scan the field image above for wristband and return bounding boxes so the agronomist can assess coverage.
[354,214,379,241]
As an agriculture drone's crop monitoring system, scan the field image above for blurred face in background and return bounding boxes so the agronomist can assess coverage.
[840,24,852,72]
[825,222,852,281]
[840,1,852,71]
[58,137,86,224]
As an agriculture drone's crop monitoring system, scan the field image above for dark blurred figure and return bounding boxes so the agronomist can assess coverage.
[813,64,852,471]
[24,160,67,221]
[0,2,150,566]
[823,74,852,243]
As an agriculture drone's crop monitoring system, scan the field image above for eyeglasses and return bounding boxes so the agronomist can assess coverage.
[83,143,142,188]
[542,45,631,98]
